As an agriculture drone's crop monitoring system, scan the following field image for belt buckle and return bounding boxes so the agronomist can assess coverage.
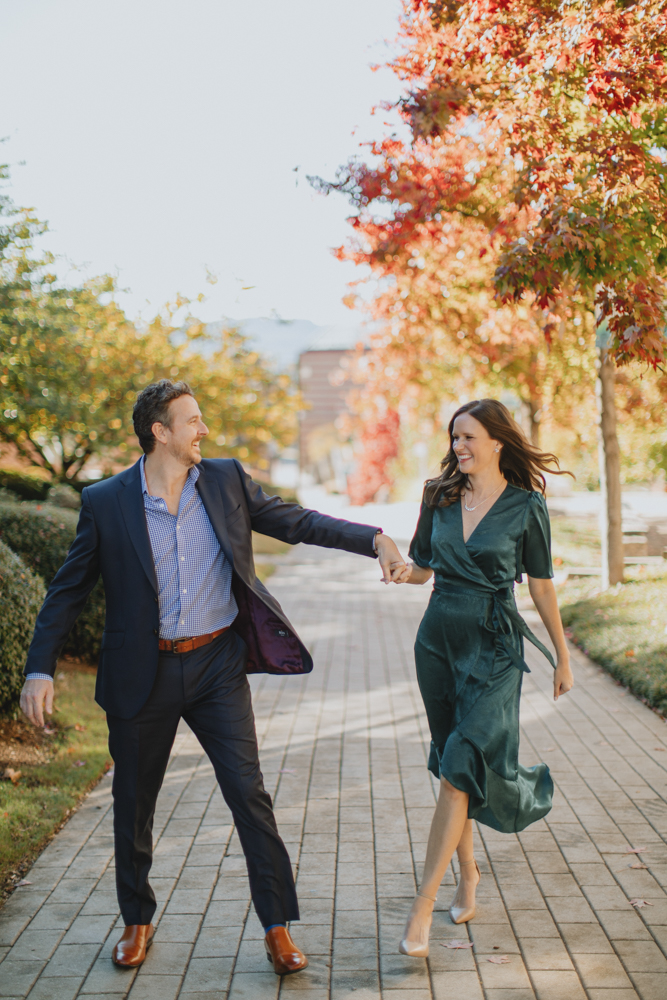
[173,637,190,654]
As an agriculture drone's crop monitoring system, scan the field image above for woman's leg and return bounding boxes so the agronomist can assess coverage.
[400,777,469,950]
[450,819,480,912]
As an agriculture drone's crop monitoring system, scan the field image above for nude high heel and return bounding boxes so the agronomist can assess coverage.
[398,890,437,958]
[449,858,480,924]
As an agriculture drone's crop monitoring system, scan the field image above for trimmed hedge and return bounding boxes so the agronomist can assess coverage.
[0,469,51,502]
[0,503,105,663]
[0,541,45,717]
[561,577,667,715]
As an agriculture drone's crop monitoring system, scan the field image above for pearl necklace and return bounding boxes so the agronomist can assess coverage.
[463,481,505,512]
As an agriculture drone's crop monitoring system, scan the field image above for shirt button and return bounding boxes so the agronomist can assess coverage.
[153,629,158,636]
[181,557,185,561]
[183,589,187,594]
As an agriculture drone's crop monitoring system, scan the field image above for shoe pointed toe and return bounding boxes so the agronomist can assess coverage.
[449,905,476,925]
[399,938,429,958]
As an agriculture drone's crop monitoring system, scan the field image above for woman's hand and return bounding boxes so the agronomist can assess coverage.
[554,658,574,701]
[394,562,434,585]
[391,561,413,584]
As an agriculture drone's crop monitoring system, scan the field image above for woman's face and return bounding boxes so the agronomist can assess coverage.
[451,413,502,476]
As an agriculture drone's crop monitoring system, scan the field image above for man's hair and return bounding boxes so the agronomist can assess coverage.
[133,379,194,454]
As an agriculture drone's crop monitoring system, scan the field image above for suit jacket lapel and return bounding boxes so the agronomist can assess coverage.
[196,463,234,567]
[118,460,158,593]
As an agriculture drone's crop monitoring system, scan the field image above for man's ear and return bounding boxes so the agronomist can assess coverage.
[151,421,168,445]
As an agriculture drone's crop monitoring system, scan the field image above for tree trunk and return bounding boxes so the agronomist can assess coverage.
[520,397,541,446]
[596,350,624,588]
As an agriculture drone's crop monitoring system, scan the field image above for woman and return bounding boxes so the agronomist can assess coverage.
[395,399,574,958]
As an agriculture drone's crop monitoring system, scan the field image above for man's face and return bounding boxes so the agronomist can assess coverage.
[153,394,208,466]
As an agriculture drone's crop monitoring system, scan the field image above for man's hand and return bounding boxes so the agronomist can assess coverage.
[20,679,54,728]
[376,534,407,584]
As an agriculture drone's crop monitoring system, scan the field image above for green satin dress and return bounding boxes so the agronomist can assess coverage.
[409,485,555,833]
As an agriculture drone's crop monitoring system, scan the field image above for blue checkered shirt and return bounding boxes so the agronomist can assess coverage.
[139,457,238,639]
[27,458,238,680]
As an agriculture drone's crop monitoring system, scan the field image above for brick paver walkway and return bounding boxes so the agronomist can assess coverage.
[2,545,667,1000]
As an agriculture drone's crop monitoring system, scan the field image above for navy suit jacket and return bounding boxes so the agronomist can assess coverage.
[25,457,379,719]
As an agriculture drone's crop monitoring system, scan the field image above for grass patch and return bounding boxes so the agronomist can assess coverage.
[252,531,292,556]
[255,562,276,583]
[0,662,110,902]
[550,514,600,568]
[559,570,667,714]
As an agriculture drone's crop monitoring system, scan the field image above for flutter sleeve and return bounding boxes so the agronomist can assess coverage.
[517,491,554,581]
[408,500,434,569]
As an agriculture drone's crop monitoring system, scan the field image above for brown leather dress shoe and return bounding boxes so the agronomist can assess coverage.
[112,924,155,967]
[264,926,308,975]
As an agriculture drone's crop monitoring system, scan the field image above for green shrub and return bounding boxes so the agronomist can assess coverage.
[561,576,667,715]
[46,484,81,509]
[0,503,105,663]
[0,541,45,717]
[0,468,51,501]
[255,480,299,504]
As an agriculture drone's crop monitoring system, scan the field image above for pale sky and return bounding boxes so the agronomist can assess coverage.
[0,0,403,327]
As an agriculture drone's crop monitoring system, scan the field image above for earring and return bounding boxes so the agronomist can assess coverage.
[494,447,499,453]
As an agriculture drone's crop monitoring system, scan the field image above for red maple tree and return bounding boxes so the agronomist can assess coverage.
[316,0,667,575]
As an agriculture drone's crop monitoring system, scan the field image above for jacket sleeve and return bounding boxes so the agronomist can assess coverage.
[234,461,380,558]
[24,489,102,678]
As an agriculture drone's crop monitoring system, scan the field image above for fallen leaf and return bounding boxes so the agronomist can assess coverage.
[443,939,474,949]
[16,879,32,886]
[545,747,555,752]
[626,846,648,854]
[74,724,86,732]
[629,863,649,870]
[43,726,56,735]
[3,767,21,785]
[598,741,610,747]
[72,760,86,768]
[488,955,510,964]
[630,898,653,908]
[655,747,665,752]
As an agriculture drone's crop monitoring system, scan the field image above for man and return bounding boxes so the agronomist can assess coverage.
[21,379,406,975]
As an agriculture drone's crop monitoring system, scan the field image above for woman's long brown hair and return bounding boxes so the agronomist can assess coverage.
[424,399,573,508]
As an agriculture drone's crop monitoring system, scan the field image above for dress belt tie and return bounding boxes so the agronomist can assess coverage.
[433,581,556,674]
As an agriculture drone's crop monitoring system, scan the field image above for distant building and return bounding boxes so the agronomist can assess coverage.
[298,348,357,491]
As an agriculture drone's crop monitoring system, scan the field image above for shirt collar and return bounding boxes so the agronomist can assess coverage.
[140,455,200,499]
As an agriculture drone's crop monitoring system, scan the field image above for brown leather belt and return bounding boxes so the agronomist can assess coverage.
[158,626,230,655]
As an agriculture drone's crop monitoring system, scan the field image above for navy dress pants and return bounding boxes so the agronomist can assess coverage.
[106,629,298,928]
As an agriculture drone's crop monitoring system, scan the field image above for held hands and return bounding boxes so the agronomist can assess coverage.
[376,534,409,584]
[20,678,54,728]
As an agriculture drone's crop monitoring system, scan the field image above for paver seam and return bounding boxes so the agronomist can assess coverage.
[379,589,437,999]
[366,591,393,1000]
[384,585,504,999]
[480,812,588,999]
[273,586,341,999]
[524,697,667,947]
[519,640,652,997]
